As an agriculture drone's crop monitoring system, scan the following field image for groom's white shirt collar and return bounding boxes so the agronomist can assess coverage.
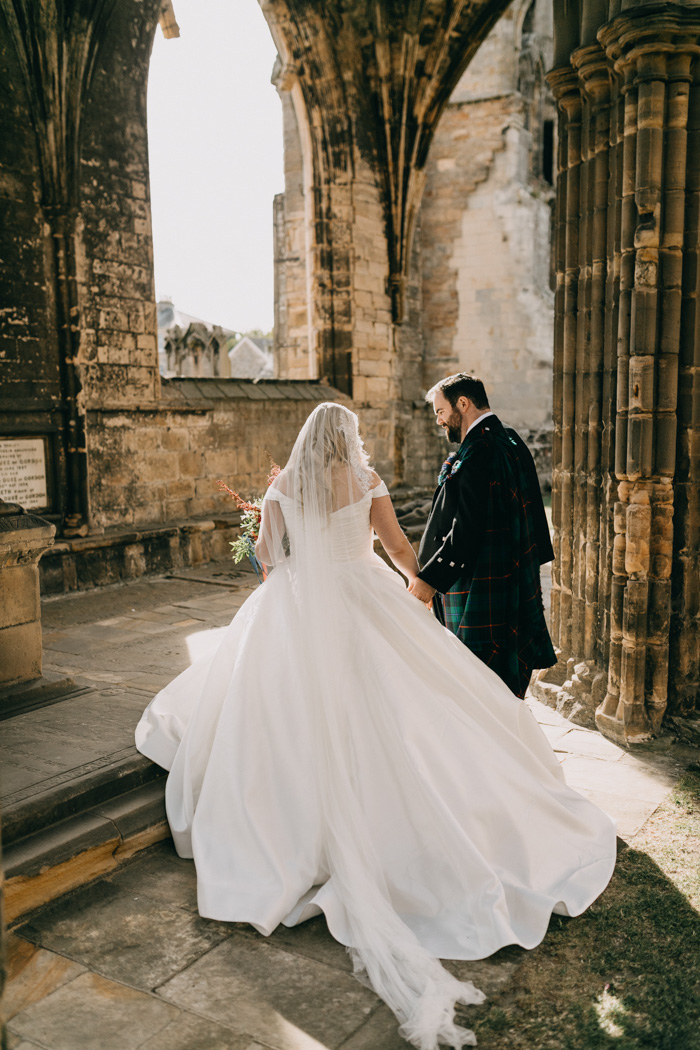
[465,410,495,436]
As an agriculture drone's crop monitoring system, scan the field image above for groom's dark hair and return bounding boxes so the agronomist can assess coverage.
[427,373,490,410]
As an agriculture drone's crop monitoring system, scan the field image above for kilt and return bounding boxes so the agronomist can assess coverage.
[432,427,555,698]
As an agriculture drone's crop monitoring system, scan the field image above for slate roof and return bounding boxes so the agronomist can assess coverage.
[160,377,345,405]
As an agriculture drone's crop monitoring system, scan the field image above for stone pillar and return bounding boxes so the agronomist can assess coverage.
[0,501,55,691]
[596,16,694,744]
[542,3,700,744]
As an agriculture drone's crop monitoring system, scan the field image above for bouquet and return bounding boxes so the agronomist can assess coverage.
[217,459,280,584]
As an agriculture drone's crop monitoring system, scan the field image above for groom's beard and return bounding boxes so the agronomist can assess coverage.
[443,411,462,444]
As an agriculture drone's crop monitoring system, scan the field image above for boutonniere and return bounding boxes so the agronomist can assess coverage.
[437,452,464,486]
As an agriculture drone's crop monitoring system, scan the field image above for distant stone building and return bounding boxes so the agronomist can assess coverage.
[228,335,274,380]
[157,300,236,379]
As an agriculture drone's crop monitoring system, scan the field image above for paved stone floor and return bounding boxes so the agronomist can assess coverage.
[3,561,698,1049]
[1,564,258,808]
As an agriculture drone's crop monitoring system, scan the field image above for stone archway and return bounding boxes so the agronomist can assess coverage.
[2,0,699,744]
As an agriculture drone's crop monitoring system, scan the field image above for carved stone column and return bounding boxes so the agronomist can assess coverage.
[541,2,700,744]
[596,14,696,744]
[548,65,582,664]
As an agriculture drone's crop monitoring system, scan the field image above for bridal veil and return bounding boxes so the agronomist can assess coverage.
[256,403,484,1049]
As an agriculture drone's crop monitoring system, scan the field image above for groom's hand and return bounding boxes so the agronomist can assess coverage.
[409,577,436,605]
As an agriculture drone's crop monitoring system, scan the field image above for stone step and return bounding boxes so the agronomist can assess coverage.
[3,776,169,925]
[3,749,166,847]
[2,741,169,924]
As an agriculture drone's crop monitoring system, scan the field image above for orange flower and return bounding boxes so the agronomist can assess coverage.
[216,480,261,516]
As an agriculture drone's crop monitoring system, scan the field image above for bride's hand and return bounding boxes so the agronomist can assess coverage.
[408,576,436,609]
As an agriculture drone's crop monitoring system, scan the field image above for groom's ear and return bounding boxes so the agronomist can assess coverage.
[457,396,470,413]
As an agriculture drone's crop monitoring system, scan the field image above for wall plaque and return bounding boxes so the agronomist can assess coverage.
[0,438,49,510]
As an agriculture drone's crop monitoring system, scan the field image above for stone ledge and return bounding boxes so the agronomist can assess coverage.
[39,515,242,597]
[151,377,344,409]
[45,514,239,554]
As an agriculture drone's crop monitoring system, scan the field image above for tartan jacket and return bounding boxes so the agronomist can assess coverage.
[418,415,556,696]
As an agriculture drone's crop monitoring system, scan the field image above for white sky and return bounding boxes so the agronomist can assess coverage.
[147,0,284,334]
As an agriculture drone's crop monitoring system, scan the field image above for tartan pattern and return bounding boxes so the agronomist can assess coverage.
[438,427,556,698]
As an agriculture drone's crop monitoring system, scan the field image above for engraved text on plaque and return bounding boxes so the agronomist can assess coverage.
[0,438,49,510]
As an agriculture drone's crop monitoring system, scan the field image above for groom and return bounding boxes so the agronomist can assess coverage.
[409,373,556,698]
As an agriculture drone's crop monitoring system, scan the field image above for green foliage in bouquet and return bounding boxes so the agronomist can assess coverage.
[217,460,280,583]
[229,502,263,564]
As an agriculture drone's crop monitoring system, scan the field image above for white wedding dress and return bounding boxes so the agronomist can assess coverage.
[136,408,616,1049]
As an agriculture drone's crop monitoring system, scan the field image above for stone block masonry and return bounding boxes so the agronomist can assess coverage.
[420,1,555,486]
[87,380,343,530]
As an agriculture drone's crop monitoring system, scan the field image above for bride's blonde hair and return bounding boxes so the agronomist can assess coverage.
[282,402,373,511]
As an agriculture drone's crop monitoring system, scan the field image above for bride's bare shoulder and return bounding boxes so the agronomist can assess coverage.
[368,470,384,490]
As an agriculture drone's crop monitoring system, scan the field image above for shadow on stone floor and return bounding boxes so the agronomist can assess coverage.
[6,839,528,1050]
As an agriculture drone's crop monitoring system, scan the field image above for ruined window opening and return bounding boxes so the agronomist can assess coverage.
[147,0,283,380]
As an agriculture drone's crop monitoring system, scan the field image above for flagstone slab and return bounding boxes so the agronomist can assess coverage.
[572,787,660,840]
[265,914,354,974]
[7,1037,47,1050]
[105,841,199,914]
[538,723,569,747]
[554,728,625,761]
[561,754,677,804]
[4,935,86,1021]
[335,1004,411,1049]
[138,1012,269,1050]
[8,971,178,1050]
[17,879,232,992]
[156,935,378,1050]
[524,695,570,727]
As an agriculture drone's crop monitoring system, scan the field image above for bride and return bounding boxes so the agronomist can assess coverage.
[135,402,616,1050]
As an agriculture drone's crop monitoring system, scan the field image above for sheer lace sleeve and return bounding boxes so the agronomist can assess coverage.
[255,491,287,567]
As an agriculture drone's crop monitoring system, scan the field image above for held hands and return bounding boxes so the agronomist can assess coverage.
[408,576,436,609]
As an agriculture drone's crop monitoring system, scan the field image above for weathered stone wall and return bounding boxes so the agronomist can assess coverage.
[86,380,343,530]
[0,0,163,540]
[0,2,66,525]
[273,86,310,380]
[272,0,556,489]
[0,1,362,602]
[272,77,432,486]
[265,0,513,490]
[78,0,160,411]
[420,0,555,482]
[0,8,59,407]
